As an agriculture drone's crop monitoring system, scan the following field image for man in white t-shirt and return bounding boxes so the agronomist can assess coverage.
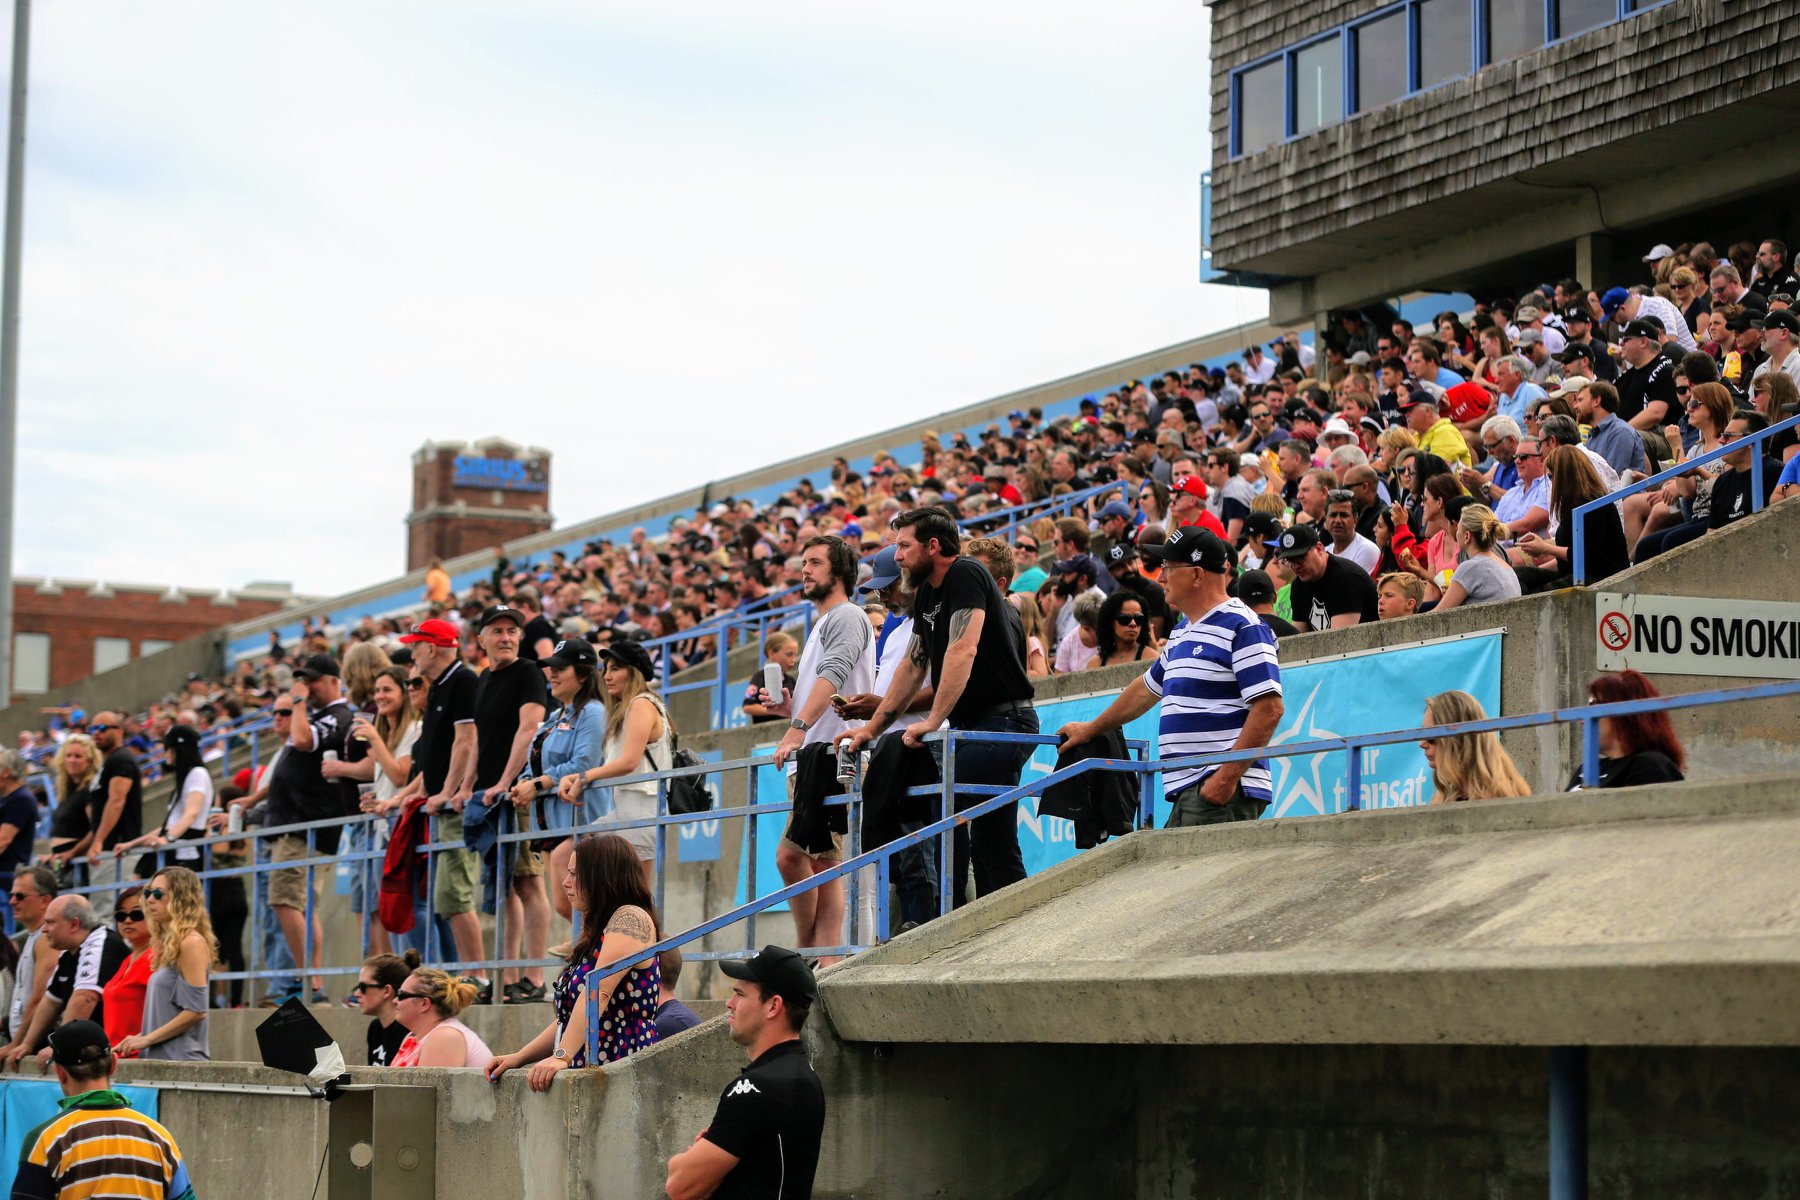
[1323,491,1381,575]
[766,536,875,965]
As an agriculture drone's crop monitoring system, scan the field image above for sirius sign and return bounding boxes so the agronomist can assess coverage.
[452,454,548,494]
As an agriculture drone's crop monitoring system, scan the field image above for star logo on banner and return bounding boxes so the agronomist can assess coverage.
[1266,680,1344,819]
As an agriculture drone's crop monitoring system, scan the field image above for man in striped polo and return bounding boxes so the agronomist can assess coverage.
[10,1021,196,1200]
[1058,526,1285,826]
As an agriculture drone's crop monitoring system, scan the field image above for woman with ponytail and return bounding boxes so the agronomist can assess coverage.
[357,949,417,1066]
[390,965,494,1070]
[1434,504,1522,611]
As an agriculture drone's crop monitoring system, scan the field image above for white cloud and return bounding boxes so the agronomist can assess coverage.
[8,0,1263,596]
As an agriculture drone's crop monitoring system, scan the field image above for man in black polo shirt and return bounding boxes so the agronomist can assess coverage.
[1613,318,1680,430]
[1270,525,1379,633]
[394,618,484,994]
[469,604,550,1004]
[666,945,825,1200]
[839,505,1037,908]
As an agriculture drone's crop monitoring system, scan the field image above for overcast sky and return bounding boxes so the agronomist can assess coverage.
[8,0,1265,598]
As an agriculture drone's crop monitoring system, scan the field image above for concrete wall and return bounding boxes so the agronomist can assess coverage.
[0,628,226,741]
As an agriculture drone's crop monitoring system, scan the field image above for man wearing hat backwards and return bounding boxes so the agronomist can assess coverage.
[1058,527,1283,827]
[11,1020,196,1200]
[666,946,826,1200]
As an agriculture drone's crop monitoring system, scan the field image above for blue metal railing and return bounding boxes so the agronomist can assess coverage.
[1572,411,1799,584]
[578,676,1800,1062]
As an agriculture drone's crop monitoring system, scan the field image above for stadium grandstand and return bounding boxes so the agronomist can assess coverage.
[0,1,1796,1197]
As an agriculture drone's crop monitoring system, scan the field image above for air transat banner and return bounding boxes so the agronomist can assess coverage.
[730,632,1501,902]
[0,1080,161,1170]
[1013,631,1503,877]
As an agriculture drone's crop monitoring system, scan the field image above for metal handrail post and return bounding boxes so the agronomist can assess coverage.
[939,730,957,917]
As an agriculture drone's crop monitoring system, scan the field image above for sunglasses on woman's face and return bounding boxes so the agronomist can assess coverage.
[406,679,426,691]
[1116,614,1145,626]
[350,981,379,994]
[114,909,145,923]
[395,990,428,1002]
[143,888,167,901]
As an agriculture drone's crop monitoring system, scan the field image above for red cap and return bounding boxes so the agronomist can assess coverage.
[232,768,253,792]
[399,618,459,648]
[1444,381,1492,425]
[1171,474,1208,500]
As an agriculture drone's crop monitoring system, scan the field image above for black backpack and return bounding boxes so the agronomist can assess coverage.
[647,700,714,815]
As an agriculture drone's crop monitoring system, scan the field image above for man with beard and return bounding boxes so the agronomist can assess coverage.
[767,536,876,964]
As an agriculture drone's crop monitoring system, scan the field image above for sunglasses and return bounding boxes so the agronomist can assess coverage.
[1015,543,1038,553]
[143,888,167,901]
[1115,614,1146,626]
[8,892,30,902]
[1675,384,1691,394]
[89,724,116,734]
[1515,452,1542,460]
[114,909,145,923]
[349,981,380,994]
[405,679,426,690]
[395,990,428,1002]
[1685,399,1702,411]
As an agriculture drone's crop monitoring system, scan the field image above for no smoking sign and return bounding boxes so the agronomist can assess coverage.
[1599,611,1631,652]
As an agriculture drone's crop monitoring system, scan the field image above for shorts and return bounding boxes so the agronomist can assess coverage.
[1166,778,1268,828]
[611,790,659,862]
[780,772,847,862]
[512,847,543,878]
[268,836,320,910]
[433,811,480,916]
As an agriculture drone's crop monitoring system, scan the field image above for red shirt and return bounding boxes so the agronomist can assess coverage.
[102,947,155,1051]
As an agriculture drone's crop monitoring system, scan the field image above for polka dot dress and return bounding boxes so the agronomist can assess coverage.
[552,948,661,1067]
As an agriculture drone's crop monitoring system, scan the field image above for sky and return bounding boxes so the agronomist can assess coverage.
[7,0,1266,598]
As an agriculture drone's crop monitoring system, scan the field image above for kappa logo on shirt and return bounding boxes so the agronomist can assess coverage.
[727,1078,761,1097]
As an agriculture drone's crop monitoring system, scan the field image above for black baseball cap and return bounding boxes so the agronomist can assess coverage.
[477,604,524,631]
[48,1020,111,1069]
[1051,554,1101,582]
[1107,542,1138,568]
[292,653,340,681]
[1755,309,1800,336]
[1268,524,1322,561]
[1562,306,1591,324]
[1140,526,1232,574]
[1620,318,1663,341]
[597,639,655,680]
[1242,511,1284,544]
[1235,569,1277,606]
[1557,342,1597,363]
[719,944,817,1006]
[539,637,598,670]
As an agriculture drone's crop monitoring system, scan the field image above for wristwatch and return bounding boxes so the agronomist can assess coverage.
[552,1047,570,1062]
[789,717,811,732]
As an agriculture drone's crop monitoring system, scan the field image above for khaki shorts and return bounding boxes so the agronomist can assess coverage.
[512,847,543,878]
[433,811,479,916]
[268,836,320,910]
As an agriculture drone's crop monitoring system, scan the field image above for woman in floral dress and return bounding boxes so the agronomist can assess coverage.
[486,833,661,1091]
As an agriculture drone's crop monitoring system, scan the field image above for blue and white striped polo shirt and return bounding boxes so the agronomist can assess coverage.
[1143,598,1283,799]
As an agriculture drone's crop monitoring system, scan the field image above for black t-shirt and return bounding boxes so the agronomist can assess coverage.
[472,658,549,791]
[1288,554,1379,633]
[1567,750,1684,791]
[88,748,143,850]
[368,1017,409,1067]
[48,789,89,845]
[269,699,355,850]
[414,660,478,795]
[1614,355,1677,424]
[703,1040,826,1200]
[1708,460,1780,530]
[911,557,1033,724]
[521,615,559,660]
[46,927,130,1034]
[0,787,35,873]
[1260,611,1300,638]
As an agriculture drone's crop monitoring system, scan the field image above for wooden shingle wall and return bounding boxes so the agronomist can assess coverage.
[1208,0,1800,270]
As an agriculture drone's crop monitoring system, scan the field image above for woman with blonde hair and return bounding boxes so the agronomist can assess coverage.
[1434,504,1521,611]
[44,734,99,877]
[1012,592,1051,678]
[1420,691,1531,804]
[1373,427,1418,485]
[390,966,494,1069]
[340,641,391,709]
[113,866,216,1060]
[558,641,672,891]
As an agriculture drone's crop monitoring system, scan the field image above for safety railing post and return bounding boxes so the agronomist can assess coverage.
[492,801,509,1002]
[1581,715,1601,791]
[425,814,439,965]
[939,731,957,917]
[1345,737,1362,813]
[747,762,759,952]
[303,827,316,1002]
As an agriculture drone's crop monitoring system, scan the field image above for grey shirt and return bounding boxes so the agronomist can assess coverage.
[140,963,210,1060]
[1449,553,1522,605]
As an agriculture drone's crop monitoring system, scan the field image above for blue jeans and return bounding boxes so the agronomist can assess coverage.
[929,707,1039,910]
[255,855,300,999]
[894,820,939,928]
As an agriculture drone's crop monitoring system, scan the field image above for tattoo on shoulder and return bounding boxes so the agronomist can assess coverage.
[604,905,657,942]
[907,633,929,668]
[948,608,976,642]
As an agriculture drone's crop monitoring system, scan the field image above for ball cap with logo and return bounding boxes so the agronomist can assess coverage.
[400,618,459,648]
[1267,523,1322,561]
[719,944,817,1006]
[539,637,598,670]
[477,604,524,631]
[1141,526,1232,574]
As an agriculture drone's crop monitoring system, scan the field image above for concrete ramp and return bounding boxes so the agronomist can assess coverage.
[819,776,1800,1046]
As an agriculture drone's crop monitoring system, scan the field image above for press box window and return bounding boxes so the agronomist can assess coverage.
[1488,0,1546,62]
[13,632,48,695]
[1556,0,1614,36]
[1236,60,1285,155]
[1417,0,1473,88]
[1293,36,1344,135]
[1353,11,1409,112]
[94,637,131,676]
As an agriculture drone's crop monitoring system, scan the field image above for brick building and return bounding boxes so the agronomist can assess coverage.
[407,437,554,572]
[1207,0,1800,324]
[11,579,299,695]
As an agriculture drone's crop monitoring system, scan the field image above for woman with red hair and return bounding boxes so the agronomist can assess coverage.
[1567,671,1687,790]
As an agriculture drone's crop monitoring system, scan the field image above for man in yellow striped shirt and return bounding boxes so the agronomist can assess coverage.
[10,1021,195,1200]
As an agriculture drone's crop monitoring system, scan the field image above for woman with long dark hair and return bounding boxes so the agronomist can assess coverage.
[485,834,661,1090]
[122,725,211,877]
[1567,671,1687,790]
[1515,446,1627,591]
[1088,591,1160,669]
